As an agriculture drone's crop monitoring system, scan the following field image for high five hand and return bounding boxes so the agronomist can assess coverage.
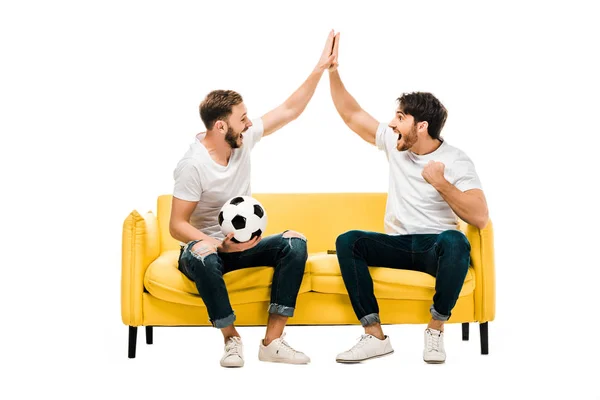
[329,32,340,72]
[315,30,337,73]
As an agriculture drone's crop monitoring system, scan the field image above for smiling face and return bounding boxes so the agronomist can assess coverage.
[223,103,253,149]
[388,109,421,152]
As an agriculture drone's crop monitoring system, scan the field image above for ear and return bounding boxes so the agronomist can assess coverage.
[216,120,227,133]
[418,121,428,133]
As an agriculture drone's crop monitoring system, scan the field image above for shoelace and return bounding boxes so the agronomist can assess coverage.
[348,334,372,351]
[426,330,441,352]
[225,337,242,355]
[275,333,298,355]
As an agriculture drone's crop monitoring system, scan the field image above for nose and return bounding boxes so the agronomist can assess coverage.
[247,120,253,128]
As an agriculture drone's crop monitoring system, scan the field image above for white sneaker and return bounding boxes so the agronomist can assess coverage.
[423,328,446,364]
[258,333,310,364]
[220,336,244,368]
[336,334,394,363]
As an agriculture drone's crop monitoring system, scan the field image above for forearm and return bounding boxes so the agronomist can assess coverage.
[435,182,489,229]
[282,69,323,117]
[329,70,362,122]
[169,221,212,244]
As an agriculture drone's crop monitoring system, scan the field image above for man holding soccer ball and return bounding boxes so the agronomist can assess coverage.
[169,31,338,368]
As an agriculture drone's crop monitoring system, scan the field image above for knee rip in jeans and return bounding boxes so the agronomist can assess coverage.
[190,242,217,262]
[283,231,307,248]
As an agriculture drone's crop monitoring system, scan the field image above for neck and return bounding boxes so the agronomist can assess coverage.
[201,130,233,165]
[202,130,232,156]
[410,135,442,156]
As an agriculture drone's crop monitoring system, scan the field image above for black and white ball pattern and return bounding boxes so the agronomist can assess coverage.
[218,196,267,243]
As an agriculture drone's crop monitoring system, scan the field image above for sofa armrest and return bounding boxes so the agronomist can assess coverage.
[121,210,160,326]
[458,219,495,322]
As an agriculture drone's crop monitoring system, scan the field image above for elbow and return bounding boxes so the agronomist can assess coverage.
[474,211,489,230]
[281,102,301,121]
[289,110,301,122]
[169,222,178,240]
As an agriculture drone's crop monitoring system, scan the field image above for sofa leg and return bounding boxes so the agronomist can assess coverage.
[462,323,469,341]
[479,322,489,355]
[128,326,138,358]
[146,326,153,345]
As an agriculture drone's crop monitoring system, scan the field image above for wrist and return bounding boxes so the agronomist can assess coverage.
[312,66,325,76]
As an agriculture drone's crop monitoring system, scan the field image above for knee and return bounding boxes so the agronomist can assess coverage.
[335,230,362,251]
[187,241,220,269]
[438,230,471,252]
[191,241,218,258]
[283,230,307,241]
[282,231,308,258]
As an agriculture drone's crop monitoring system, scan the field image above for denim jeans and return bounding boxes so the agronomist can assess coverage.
[335,229,471,326]
[178,232,308,328]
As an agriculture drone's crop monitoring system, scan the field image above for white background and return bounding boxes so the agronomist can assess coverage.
[1,0,599,398]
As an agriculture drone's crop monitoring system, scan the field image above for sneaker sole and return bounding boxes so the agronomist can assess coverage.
[336,349,394,363]
[258,355,310,364]
[423,358,445,364]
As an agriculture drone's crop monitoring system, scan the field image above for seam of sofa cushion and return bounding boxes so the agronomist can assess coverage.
[128,212,136,326]
[479,228,486,321]
[311,270,474,288]
[147,278,310,296]
[309,281,475,298]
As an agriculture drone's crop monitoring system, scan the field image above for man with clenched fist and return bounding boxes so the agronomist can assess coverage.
[327,32,489,364]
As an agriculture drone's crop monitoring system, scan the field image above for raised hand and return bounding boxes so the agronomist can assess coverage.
[329,32,340,72]
[314,30,337,73]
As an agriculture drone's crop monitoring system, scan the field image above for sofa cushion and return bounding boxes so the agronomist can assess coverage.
[144,250,312,307]
[308,253,475,301]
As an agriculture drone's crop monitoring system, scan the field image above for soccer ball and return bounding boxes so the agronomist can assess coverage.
[218,196,267,243]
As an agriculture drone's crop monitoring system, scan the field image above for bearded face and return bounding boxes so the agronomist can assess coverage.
[224,125,249,149]
[395,123,418,152]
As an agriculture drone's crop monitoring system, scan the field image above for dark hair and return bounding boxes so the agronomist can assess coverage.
[199,90,244,129]
[397,92,447,140]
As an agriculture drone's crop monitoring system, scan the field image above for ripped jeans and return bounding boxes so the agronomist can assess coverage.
[178,232,308,328]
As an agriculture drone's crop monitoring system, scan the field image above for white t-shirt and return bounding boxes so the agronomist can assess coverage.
[173,118,264,239]
[375,123,482,235]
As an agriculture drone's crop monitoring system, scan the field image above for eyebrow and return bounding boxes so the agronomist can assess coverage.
[396,111,406,117]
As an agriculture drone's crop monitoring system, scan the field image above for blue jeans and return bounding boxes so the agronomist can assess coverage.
[335,229,471,326]
[178,232,308,328]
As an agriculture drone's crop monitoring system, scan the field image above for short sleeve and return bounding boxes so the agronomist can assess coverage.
[375,122,391,152]
[173,160,203,201]
[246,118,264,150]
[452,159,483,192]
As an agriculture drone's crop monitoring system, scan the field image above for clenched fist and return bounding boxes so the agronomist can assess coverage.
[422,160,447,189]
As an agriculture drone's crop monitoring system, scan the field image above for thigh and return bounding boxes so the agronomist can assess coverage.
[344,230,438,272]
[219,233,286,274]
[410,234,444,276]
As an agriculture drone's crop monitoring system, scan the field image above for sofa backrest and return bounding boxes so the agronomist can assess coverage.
[157,193,387,253]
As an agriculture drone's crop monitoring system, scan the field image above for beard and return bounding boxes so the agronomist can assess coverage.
[396,124,418,152]
[224,126,243,149]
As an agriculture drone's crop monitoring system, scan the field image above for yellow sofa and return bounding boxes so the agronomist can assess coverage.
[121,193,495,358]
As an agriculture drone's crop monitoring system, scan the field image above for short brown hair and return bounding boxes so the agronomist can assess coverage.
[397,92,447,140]
[199,90,243,130]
